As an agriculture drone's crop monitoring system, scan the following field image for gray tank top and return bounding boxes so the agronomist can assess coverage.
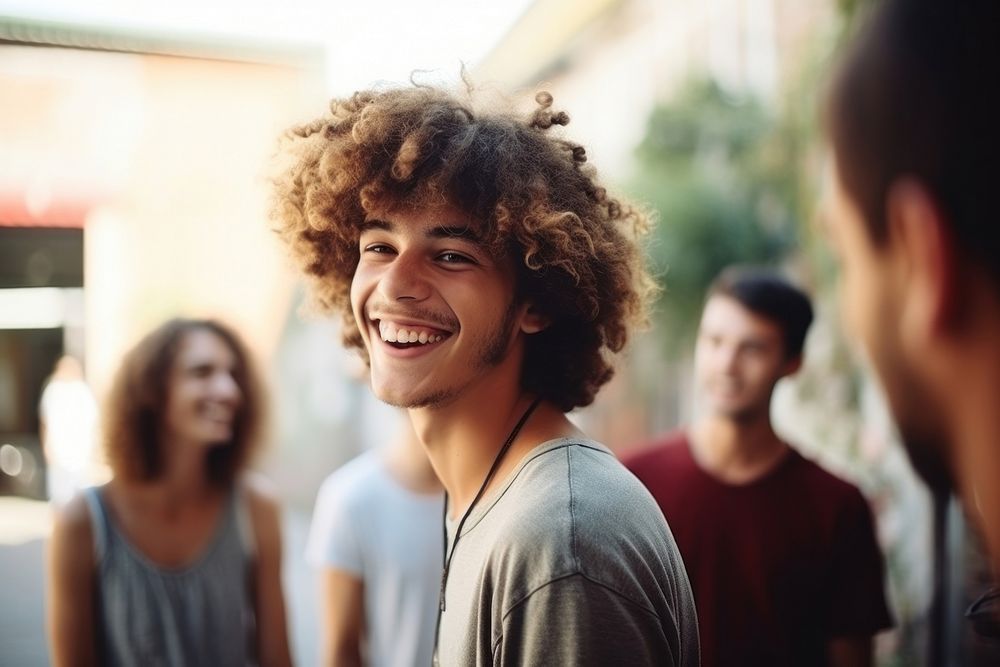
[84,486,258,667]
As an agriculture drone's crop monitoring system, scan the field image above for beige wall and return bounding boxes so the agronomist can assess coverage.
[477,0,835,182]
[0,44,326,398]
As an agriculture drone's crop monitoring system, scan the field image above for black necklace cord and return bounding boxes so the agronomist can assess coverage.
[437,396,543,614]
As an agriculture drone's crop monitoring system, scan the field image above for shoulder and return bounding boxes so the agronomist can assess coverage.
[241,472,283,549]
[783,450,876,530]
[50,490,97,571]
[52,491,95,542]
[242,471,281,512]
[619,430,690,471]
[500,441,686,591]
[560,442,678,552]
[508,439,667,532]
[315,450,385,506]
[787,450,868,505]
[307,452,388,547]
[490,443,696,647]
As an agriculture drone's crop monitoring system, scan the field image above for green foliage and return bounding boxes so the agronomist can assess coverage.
[629,79,799,354]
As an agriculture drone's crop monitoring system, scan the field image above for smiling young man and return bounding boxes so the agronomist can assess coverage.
[623,267,891,667]
[822,0,1000,627]
[272,86,699,665]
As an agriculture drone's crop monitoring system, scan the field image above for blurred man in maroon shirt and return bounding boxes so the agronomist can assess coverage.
[624,267,892,667]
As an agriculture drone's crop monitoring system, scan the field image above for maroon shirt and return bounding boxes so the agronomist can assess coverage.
[622,431,892,667]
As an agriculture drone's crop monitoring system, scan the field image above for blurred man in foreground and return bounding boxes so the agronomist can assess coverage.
[823,0,1000,575]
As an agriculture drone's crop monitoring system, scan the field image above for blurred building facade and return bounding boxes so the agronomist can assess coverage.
[477,0,832,183]
[0,16,326,496]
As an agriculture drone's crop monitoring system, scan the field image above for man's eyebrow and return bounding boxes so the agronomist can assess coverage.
[428,225,483,244]
[360,219,392,232]
[359,219,484,245]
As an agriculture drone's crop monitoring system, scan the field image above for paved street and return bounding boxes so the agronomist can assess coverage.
[0,497,317,667]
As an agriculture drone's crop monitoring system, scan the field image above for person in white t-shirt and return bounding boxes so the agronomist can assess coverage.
[39,355,98,505]
[306,426,443,667]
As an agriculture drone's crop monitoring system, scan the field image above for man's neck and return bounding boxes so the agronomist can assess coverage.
[690,413,788,485]
[410,379,579,520]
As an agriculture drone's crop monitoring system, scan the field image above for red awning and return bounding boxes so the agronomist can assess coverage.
[0,194,90,228]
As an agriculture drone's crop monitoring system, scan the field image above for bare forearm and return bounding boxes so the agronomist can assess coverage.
[323,643,362,667]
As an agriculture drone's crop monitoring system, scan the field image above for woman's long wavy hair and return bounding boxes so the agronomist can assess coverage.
[271,84,657,411]
[103,318,263,486]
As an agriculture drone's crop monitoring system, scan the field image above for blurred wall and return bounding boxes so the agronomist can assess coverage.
[0,29,326,399]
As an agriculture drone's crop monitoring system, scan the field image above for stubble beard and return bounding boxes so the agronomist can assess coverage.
[869,323,955,494]
[886,379,954,494]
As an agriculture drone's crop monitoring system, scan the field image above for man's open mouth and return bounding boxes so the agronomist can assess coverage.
[377,320,451,349]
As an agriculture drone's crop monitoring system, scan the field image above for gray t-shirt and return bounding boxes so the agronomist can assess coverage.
[436,438,699,666]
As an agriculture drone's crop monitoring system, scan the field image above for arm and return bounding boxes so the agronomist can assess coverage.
[825,489,892,665]
[46,494,98,667]
[245,481,294,667]
[318,569,365,667]
[828,636,873,667]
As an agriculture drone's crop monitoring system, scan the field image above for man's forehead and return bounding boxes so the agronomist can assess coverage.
[699,296,782,340]
[362,207,487,241]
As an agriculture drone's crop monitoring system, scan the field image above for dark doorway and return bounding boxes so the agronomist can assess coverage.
[0,328,63,498]
[0,228,84,289]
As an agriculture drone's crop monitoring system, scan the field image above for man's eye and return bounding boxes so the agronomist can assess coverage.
[363,243,395,254]
[438,252,474,264]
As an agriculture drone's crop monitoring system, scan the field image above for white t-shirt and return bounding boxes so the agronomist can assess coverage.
[39,378,98,471]
[306,450,444,667]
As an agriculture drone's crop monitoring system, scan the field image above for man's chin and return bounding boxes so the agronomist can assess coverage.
[707,400,767,423]
[372,384,455,411]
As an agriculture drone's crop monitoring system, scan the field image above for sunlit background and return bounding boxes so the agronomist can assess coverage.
[0,0,987,664]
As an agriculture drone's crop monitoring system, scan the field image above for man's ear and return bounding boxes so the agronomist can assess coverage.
[886,178,960,340]
[781,355,803,378]
[519,302,550,335]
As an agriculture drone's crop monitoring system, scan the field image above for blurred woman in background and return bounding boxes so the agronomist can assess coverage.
[46,318,292,667]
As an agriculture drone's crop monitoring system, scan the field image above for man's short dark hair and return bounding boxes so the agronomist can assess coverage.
[271,85,655,412]
[708,266,813,359]
[826,0,1000,289]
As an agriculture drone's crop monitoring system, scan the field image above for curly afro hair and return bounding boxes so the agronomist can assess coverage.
[271,84,656,412]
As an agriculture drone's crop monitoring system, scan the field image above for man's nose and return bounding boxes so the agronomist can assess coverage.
[380,251,431,302]
[718,345,740,374]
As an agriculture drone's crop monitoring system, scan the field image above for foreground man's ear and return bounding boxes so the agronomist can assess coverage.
[887,177,961,347]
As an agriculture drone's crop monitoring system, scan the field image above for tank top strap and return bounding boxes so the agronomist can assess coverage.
[82,486,108,563]
[233,480,256,562]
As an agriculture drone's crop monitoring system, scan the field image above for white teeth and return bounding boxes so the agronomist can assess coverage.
[378,321,446,345]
